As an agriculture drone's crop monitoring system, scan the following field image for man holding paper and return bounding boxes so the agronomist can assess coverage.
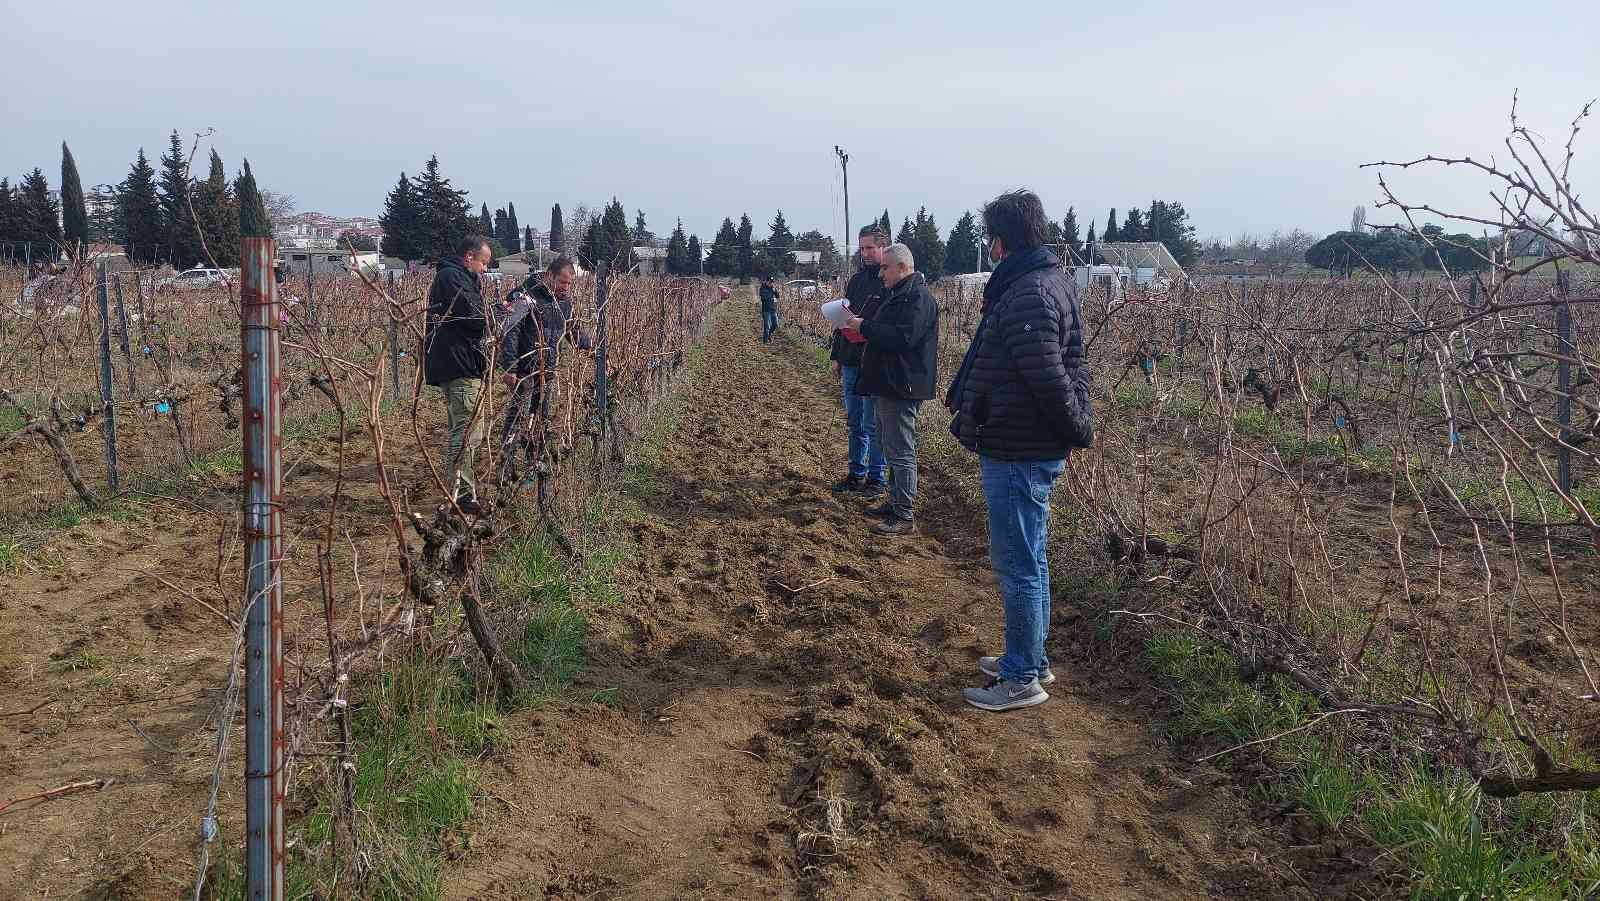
[842,242,939,535]
[827,226,889,497]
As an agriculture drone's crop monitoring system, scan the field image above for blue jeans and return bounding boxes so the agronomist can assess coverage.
[840,366,885,483]
[980,457,1066,683]
[761,310,779,342]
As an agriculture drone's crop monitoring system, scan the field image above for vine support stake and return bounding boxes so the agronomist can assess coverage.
[1555,270,1573,495]
[96,262,119,494]
[240,229,285,901]
[595,261,610,446]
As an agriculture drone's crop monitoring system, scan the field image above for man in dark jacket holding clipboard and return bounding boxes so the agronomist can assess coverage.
[946,189,1093,712]
[842,242,938,535]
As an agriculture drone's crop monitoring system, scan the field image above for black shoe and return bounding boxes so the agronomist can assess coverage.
[851,479,887,498]
[454,494,484,516]
[865,501,894,519]
[872,516,915,536]
[831,475,864,493]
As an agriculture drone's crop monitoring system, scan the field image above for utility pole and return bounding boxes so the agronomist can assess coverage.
[834,146,850,268]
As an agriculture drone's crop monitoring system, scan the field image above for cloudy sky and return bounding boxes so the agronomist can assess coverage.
[4,1,1595,245]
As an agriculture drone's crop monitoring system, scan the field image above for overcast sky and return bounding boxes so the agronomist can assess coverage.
[5,1,1595,246]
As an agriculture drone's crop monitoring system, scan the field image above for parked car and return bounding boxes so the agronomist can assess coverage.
[168,267,230,290]
[784,278,820,298]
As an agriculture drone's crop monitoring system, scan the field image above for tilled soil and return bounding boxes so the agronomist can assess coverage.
[447,300,1316,900]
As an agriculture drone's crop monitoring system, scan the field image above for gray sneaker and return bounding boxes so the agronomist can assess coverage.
[978,656,1056,686]
[963,677,1049,712]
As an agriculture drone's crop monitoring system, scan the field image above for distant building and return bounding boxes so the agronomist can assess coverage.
[634,246,670,276]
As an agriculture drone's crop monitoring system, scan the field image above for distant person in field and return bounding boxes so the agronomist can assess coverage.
[498,255,589,476]
[842,242,939,535]
[758,274,781,343]
[423,234,494,514]
[829,225,889,498]
[946,189,1093,713]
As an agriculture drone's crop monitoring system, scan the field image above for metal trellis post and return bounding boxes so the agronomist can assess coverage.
[1556,271,1573,495]
[387,270,401,399]
[595,262,609,445]
[240,234,285,901]
[96,263,119,493]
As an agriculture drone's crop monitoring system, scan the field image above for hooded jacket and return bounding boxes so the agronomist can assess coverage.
[499,279,589,378]
[423,258,487,386]
[946,246,1093,459]
[854,271,939,401]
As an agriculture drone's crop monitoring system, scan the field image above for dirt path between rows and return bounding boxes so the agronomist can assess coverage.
[447,298,1315,901]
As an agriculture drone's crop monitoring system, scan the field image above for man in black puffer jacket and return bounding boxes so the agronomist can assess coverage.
[946,190,1093,713]
[843,242,939,535]
[423,235,494,512]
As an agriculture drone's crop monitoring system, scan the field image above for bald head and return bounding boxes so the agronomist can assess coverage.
[881,243,915,287]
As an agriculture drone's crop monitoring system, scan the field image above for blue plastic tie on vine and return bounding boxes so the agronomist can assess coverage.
[1334,415,1346,428]
[156,401,171,414]
[1450,431,1461,446]
[398,351,407,358]
[1140,357,1154,375]
[142,345,152,356]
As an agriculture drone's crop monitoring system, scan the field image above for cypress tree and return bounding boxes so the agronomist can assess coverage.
[1062,207,1082,260]
[60,143,88,255]
[523,225,533,252]
[478,203,492,236]
[505,202,519,250]
[236,159,271,239]
[1104,209,1120,243]
[1121,207,1145,242]
[0,179,15,248]
[765,210,796,275]
[115,150,163,264]
[706,218,738,276]
[913,207,943,279]
[379,172,423,263]
[577,215,600,270]
[736,214,754,284]
[878,210,892,239]
[549,203,564,253]
[943,211,978,275]
[191,149,239,267]
[493,208,508,246]
[1086,222,1097,262]
[632,209,652,244]
[599,198,630,268]
[666,219,688,275]
[18,168,63,250]
[686,234,702,275]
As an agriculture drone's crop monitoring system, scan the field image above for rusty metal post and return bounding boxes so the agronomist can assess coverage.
[387,269,401,399]
[240,234,285,901]
[595,262,609,444]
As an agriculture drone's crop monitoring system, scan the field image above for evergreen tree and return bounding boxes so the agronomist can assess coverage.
[912,207,944,279]
[1086,222,1097,262]
[1120,207,1145,242]
[706,218,738,276]
[632,209,653,244]
[895,216,914,248]
[478,203,493,236]
[1062,207,1082,261]
[686,234,702,275]
[796,229,841,278]
[765,209,796,275]
[237,159,271,240]
[943,211,979,275]
[493,208,508,247]
[666,219,688,275]
[414,155,472,262]
[599,198,630,269]
[116,149,163,264]
[878,210,892,239]
[18,168,63,251]
[158,131,198,266]
[524,226,533,252]
[190,149,239,267]
[549,203,564,253]
[736,214,754,283]
[1103,209,1120,243]
[60,143,88,255]
[1145,200,1201,268]
[379,172,423,262]
[0,179,15,248]
[577,214,600,270]
[505,202,519,250]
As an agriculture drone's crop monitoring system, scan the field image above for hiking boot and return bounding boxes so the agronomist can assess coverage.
[864,501,895,519]
[453,494,484,516]
[851,479,887,499]
[831,474,864,494]
[978,656,1056,686]
[963,677,1049,712]
[872,516,915,536]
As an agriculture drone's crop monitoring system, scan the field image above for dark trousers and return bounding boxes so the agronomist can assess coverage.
[874,396,922,520]
[500,373,555,466]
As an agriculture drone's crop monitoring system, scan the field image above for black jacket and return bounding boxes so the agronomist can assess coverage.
[946,246,1093,459]
[830,264,884,367]
[855,272,939,401]
[423,259,487,386]
[759,283,779,313]
[499,280,589,378]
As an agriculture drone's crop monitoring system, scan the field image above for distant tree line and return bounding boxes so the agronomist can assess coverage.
[1304,225,1494,276]
[0,133,269,269]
